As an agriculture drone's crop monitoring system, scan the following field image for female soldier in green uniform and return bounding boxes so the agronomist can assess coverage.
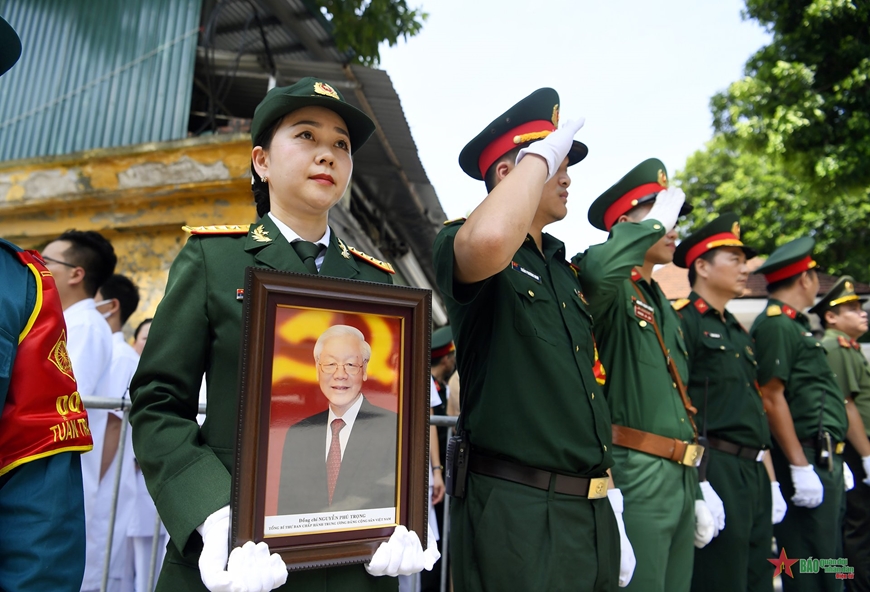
[129,78,433,592]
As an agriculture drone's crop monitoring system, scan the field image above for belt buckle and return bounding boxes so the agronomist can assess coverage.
[755,449,766,462]
[682,444,704,467]
[587,477,609,499]
[835,441,846,455]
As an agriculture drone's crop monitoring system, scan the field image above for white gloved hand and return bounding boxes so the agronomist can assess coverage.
[789,464,824,508]
[197,505,287,592]
[862,455,870,486]
[606,488,636,587]
[694,500,714,548]
[771,481,787,524]
[844,462,855,491]
[515,118,585,181]
[640,186,685,232]
[699,481,726,537]
[365,525,439,577]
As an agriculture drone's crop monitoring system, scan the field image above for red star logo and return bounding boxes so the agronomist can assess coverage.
[768,548,799,578]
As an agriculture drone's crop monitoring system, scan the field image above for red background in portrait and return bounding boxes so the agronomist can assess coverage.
[264,307,402,516]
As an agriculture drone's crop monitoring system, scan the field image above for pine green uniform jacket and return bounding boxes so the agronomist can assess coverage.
[129,215,395,592]
[821,328,870,434]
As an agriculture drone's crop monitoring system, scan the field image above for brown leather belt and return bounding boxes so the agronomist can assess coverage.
[611,424,704,467]
[706,436,766,462]
[468,453,609,499]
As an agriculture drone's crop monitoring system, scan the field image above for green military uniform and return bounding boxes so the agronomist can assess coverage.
[576,160,699,592]
[434,88,618,592]
[750,238,848,592]
[813,276,870,590]
[129,78,397,592]
[672,213,773,592]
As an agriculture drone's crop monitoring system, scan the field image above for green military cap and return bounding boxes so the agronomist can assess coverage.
[673,212,757,269]
[809,275,867,317]
[0,16,22,76]
[431,326,455,359]
[250,77,376,153]
[754,236,818,284]
[588,158,694,231]
[458,87,588,181]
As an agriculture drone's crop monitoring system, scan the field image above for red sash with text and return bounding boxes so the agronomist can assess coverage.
[0,249,93,476]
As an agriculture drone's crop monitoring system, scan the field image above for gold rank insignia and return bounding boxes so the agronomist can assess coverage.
[337,238,351,259]
[443,217,467,226]
[657,169,669,188]
[182,224,250,235]
[48,330,75,381]
[672,298,690,311]
[348,247,395,274]
[766,304,782,316]
[251,225,271,243]
[313,82,339,100]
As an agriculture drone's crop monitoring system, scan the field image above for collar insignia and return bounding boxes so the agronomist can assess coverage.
[251,225,271,243]
[337,238,351,259]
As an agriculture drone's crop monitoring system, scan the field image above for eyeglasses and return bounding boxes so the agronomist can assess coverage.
[319,362,364,375]
[41,255,77,269]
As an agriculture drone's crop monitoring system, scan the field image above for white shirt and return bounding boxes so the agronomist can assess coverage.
[268,212,331,271]
[63,298,113,398]
[325,392,364,461]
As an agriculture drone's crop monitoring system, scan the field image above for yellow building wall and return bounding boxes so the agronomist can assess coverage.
[0,134,255,337]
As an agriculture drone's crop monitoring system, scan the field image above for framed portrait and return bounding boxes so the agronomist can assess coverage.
[232,267,431,571]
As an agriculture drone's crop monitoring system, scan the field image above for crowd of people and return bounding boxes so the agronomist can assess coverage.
[3,12,870,592]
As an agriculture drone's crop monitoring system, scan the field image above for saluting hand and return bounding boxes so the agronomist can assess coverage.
[642,186,685,232]
[515,118,585,181]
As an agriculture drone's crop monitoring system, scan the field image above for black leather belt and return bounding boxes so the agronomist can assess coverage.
[798,435,846,454]
[468,452,608,499]
[706,436,766,462]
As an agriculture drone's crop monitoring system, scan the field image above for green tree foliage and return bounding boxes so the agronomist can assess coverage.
[712,0,870,191]
[314,0,427,66]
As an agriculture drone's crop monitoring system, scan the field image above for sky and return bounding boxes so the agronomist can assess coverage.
[377,0,772,255]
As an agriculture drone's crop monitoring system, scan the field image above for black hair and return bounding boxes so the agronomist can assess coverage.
[134,318,153,340]
[766,268,815,294]
[250,116,287,218]
[483,145,525,193]
[98,274,140,324]
[688,250,721,287]
[56,230,117,297]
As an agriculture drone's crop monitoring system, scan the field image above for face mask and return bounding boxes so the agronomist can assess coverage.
[94,299,113,319]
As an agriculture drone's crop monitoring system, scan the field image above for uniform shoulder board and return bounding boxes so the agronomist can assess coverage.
[837,335,852,349]
[766,304,782,317]
[443,217,466,226]
[348,246,395,274]
[672,298,690,311]
[182,224,250,235]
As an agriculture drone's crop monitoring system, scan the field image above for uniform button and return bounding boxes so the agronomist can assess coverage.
[680,418,685,422]
[672,382,677,389]
[528,290,535,297]
[562,302,566,308]
[720,346,725,350]
[591,393,595,400]
[575,345,579,352]
[603,445,607,451]
[735,353,740,358]
[653,224,661,230]
[816,343,821,347]
[639,320,648,327]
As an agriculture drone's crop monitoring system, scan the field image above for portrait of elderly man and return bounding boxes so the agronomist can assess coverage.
[277,325,398,515]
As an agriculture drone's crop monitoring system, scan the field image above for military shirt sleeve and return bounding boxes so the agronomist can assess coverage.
[129,237,230,553]
[433,222,492,305]
[824,343,860,397]
[572,220,664,314]
[752,317,795,386]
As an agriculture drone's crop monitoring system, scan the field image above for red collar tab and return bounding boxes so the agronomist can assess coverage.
[630,268,642,282]
[478,119,555,178]
[839,335,861,350]
[781,304,798,319]
[694,297,710,314]
[763,256,816,284]
[604,182,664,231]
[684,232,743,268]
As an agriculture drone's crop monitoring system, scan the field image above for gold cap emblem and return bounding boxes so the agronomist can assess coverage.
[657,169,668,188]
[731,221,741,239]
[313,82,339,100]
[845,280,854,293]
[551,104,560,127]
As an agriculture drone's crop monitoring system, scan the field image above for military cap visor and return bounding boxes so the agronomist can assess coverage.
[808,275,867,317]
[0,16,22,77]
[673,212,757,269]
[588,158,693,231]
[251,77,376,153]
[431,326,455,359]
[458,87,588,181]
[754,236,817,284]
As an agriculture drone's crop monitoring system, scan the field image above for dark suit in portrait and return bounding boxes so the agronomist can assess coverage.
[277,396,397,515]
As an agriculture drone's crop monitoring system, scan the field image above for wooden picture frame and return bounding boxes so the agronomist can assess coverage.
[232,267,431,571]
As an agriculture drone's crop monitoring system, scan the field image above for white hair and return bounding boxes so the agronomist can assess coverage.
[313,324,371,362]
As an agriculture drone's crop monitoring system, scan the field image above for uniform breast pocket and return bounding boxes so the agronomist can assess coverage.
[700,335,733,356]
[507,274,559,346]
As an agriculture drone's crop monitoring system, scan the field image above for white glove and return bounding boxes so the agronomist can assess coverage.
[606,488,636,587]
[699,481,726,537]
[641,186,685,232]
[789,464,824,508]
[771,481,787,524]
[197,505,287,592]
[515,118,585,181]
[694,500,714,548]
[365,525,440,577]
[862,455,870,486]
[844,462,855,491]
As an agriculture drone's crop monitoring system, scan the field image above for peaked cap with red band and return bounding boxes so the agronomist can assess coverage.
[458,87,588,181]
[431,326,455,360]
[673,212,757,269]
[754,236,818,285]
[588,158,693,231]
[808,275,867,317]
